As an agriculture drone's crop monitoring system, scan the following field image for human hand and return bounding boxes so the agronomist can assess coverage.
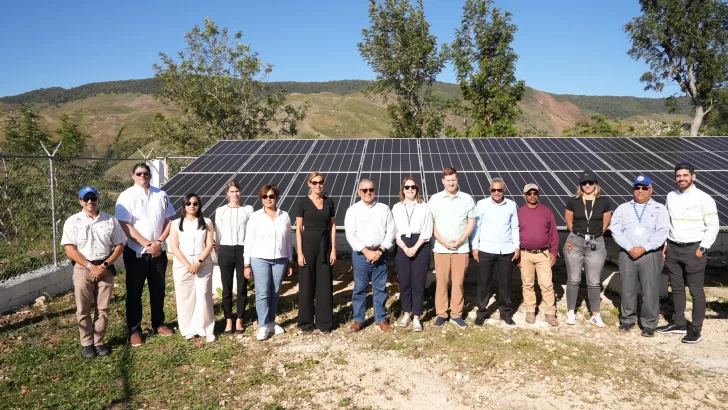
[330,249,337,265]
[188,262,201,274]
[405,247,417,258]
[629,247,646,259]
[447,239,459,251]
[512,249,521,262]
[287,263,294,276]
[471,249,479,262]
[662,246,667,261]
[549,253,557,267]
[696,248,704,259]
[147,241,161,256]
[244,266,252,280]
[298,253,306,267]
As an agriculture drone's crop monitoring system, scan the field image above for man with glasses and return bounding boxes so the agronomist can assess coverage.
[344,179,396,332]
[658,162,719,344]
[429,168,476,329]
[115,163,176,347]
[516,183,559,326]
[610,175,669,337]
[471,178,519,326]
[61,186,126,358]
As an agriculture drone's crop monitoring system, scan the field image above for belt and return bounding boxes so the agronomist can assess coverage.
[667,239,700,247]
[520,248,548,254]
[574,232,602,239]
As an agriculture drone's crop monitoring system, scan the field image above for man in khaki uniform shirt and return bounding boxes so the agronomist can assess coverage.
[61,186,125,359]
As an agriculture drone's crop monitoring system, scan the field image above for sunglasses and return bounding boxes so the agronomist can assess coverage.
[403,185,418,191]
[580,181,595,186]
[525,191,539,196]
[82,196,98,202]
[633,186,650,191]
[310,180,324,186]
[360,188,375,193]
[185,201,200,207]
[135,172,150,177]
[261,194,277,199]
[490,188,504,193]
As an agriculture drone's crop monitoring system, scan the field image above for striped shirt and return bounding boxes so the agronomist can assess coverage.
[666,185,719,249]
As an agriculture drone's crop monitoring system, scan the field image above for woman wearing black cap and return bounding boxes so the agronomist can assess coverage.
[563,170,612,327]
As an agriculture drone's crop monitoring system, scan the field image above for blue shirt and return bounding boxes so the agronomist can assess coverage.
[610,198,670,252]
[471,197,520,254]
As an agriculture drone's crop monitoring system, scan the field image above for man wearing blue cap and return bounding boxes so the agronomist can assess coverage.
[609,175,669,337]
[61,186,126,358]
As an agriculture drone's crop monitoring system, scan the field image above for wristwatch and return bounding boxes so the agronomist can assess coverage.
[102,261,110,268]
[198,259,204,263]
[379,246,387,253]
[698,246,708,253]
[86,262,92,269]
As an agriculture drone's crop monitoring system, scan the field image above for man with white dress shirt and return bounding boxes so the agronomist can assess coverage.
[115,162,176,347]
[657,163,719,344]
[344,179,396,333]
[471,178,519,326]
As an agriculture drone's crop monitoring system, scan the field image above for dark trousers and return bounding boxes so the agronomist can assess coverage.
[297,237,334,332]
[218,245,247,320]
[476,251,515,319]
[394,235,431,316]
[619,250,664,330]
[123,245,168,334]
[665,242,707,331]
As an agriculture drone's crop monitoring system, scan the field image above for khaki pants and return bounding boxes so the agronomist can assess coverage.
[73,264,115,346]
[433,253,469,319]
[519,251,555,315]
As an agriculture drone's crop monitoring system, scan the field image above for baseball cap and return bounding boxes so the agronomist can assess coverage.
[633,175,653,186]
[579,170,598,184]
[78,186,99,199]
[523,183,540,194]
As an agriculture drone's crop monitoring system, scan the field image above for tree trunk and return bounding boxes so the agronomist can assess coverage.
[690,106,705,136]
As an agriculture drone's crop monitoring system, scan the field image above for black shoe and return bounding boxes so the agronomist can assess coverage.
[656,323,687,334]
[619,323,634,332]
[681,327,703,344]
[474,317,485,327]
[300,324,314,334]
[641,328,655,338]
[223,329,234,335]
[503,317,516,326]
[81,345,96,359]
[95,344,111,356]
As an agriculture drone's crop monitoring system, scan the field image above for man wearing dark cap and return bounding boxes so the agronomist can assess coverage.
[61,186,126,358]
[610,175,669,337]
[517,183,559,326]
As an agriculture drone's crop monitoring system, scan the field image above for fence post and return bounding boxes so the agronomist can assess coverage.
[40,142,62,266]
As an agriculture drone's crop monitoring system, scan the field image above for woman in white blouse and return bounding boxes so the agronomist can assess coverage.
[215,180,254,334]
[243,185,293,341]
[391,177,433,332]
[169,193,216,342]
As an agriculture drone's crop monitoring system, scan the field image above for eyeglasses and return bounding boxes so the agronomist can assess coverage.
[135,172,150,177]
[310,180,324,186]
[525,191,539,196]
[360,188,375,193]
[490,188,504,193]
[580,181,595,186]
[185,202,200,207]
[261,194,277,200]
[633,186,650,191]
[403,185,418,191]
[82,196,98,202]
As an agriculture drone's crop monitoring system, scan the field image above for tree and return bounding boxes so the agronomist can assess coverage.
[2,105,51,154]
[151,18,307,154]
[449,0,525,137]
[55,114,88,157]
[702,88,728,135]
[358,0,446,138]
[625,0,728,136]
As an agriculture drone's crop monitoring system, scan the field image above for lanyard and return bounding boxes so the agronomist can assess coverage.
[582,197,595,233]
[632,201,647,225]
[404,202,415,227]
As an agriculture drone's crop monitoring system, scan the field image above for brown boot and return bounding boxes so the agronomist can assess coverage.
[347,322,363,333]
[526,312,536,324]
[545,314,559,327]
[154,325,175,336]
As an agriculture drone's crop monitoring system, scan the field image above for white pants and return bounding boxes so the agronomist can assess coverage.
[173,255,215,340]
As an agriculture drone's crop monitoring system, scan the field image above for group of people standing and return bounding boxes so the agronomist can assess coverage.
[61,160,718,359]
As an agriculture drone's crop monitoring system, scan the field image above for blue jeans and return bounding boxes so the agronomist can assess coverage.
[352,251,389,324]
[250,257,288,327]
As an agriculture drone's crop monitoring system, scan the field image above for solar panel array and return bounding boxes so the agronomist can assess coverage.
[162,137,728,229]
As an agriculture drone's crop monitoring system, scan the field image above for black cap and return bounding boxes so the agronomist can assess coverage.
[579,170,597,184]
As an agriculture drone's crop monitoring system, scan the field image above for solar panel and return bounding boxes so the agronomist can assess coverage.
[163,137,728,229]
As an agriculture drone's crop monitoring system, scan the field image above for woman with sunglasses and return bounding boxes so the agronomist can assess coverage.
[293,172,337,334]
[244,185,293,341]
[564,171,612,327]
[215,180,254,334]
[391,177,432,331]
[169,193,216,342]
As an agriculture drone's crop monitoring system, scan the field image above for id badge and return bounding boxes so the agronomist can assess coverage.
[635,227,643,236]
[405,230,411,238]
[584,234,591,244]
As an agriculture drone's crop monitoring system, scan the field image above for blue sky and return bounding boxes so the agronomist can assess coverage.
[0,0,676,98]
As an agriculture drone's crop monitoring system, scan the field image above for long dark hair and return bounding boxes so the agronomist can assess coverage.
[179,193,206,231]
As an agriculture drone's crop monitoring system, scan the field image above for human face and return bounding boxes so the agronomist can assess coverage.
[132,166,151,187]
[261,190,278,209]
[227,186,241,205]
[675,169,696,191]
[402,179,418,201]
[309,176,324,195]
[358,182,376,204]
[79,194,99,215]
[490,181,506,203]
[580,180,596,195]
[633,185,652,204]
[524,190,539,205]
[185,197,201,217]
[442,174,458,195]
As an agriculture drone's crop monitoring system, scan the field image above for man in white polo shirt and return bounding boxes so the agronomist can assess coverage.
[62,186,126,359]
[115,162,176,347]
[657,162,719,344]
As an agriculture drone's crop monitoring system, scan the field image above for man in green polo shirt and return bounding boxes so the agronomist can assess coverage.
[429,167,477,328]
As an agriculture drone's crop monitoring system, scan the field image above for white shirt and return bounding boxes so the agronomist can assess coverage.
[172,217,212,256]
[214,205,254,246]
[61,210,126,261]
[666,185,720,248]
[391,201,433,241]
[471,197,520,254]
[243,208,293,264]
[344,200,396,252]
[115,184,176,254]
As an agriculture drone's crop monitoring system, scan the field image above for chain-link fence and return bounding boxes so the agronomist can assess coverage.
[0,154,196,283]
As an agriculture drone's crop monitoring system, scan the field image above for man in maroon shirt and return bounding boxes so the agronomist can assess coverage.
[517,184,559,326]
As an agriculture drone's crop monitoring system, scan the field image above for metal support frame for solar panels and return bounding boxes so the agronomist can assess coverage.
[416,139,428,200]
[468,139,492,182]
[279,140,319,203]
[571,139,634,185]
[520,138,572,195]
[350,139,369,207]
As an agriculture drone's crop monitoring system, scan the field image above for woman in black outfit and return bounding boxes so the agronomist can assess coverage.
[294,172,337,334]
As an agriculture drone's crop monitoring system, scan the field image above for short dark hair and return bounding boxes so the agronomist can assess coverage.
[442,167,457,177]
[132,162,151,173]
[258,184,280,199]
[674,162,695,175]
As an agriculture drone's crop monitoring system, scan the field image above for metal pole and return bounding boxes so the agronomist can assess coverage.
[41,142,62,266]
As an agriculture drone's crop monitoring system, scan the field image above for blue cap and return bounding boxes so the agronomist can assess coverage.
[633,175,652,186]
[78,186,99,199]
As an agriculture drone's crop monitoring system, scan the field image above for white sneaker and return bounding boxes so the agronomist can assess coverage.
[270,323,285,335]
[412,318,422,332]
[398,315,411,328]
[589,314,606,328]
[566,310,576,325]
[256,326,271,341]
[206,334,216,343]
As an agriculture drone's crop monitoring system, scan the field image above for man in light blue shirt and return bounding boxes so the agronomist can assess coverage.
[470,178,520,326]
[610,175,669,337]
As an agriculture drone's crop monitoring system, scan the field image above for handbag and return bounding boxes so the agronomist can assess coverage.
[210,247,219,264]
